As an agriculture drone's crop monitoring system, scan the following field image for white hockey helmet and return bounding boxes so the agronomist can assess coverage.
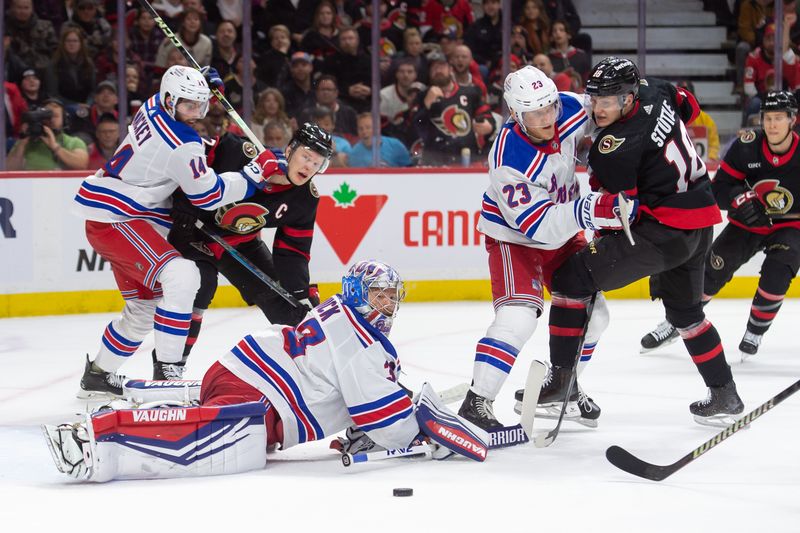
[159,65,211,120]
[503,65,561,133]
[341,260,406,336]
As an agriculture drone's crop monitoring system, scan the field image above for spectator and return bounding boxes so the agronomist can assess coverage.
[736,0,772,94]
[280,51,316,120]
[94,33,146,92]
[422,0,475,39]
[510,25,535,64]
[262,120,293,149]
[210,20,239,81]
[4,0,58,70]
[322,26,372,112]
[487,54,523,111]
[18,68,49,109]
[380,58,425,147]
[87,113,120,169]
[129,7,165,91]
[260,0,318,45]
[300,74,359,138]
[307,106,351,167]
[548,19,591,82]
[450,44,488,99]
[255,24,293,88]
[125,64,146,115]
[349,112,412,167]
[393,27,428,85]
[743,20,798,124]
[519,0,550,55]
[66,0,112,59]
[214,0,244,28]
[533,52,579,92]
[251,88,292,143]
[300,0,340,66]
[33,0,69,35]
[70,80,119,145]
[540,0,592,58]
[414,52,494,166]
[46,26,97,105]
[223,54,268,115]
[464,0,503,74]
[151,0,184,26]
[3,81,28,139]
[155,8,212,68]
[3,35,29,85]
[676,80,720,162]
[7,98,89,171]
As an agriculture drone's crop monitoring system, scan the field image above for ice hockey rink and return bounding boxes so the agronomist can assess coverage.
[1,299,798,532]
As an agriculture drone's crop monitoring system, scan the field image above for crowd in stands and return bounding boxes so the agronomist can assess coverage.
[2,0,594,170]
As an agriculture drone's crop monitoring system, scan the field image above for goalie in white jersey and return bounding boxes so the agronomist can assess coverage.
[42,260,490,482]
[457,66,636,430]
[72,66,321,397]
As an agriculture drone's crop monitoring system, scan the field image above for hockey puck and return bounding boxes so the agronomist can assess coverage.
[393,487,413,497]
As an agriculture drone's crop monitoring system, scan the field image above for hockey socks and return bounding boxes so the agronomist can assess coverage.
[677,319,732,387]
[747,287,785,336]
[548,294,591,369]
[183,310,206,357]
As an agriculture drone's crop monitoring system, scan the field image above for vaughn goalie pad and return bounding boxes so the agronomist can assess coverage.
[415,382,489,462]
[123,379,202,404]
[84,402,268,482]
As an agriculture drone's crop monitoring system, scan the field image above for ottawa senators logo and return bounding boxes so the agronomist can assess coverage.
[709,251,724,270]
[242,141,258,159]
[752,179,793,215]
[309,181,319,198]
[214,202,270,234]
[598,135,625,154]
[432,104,472,137]
[739,130,757,143]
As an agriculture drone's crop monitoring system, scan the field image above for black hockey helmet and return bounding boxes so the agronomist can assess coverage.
[761,90,798,117]
[288,122,334,174]
[586,57,640,99]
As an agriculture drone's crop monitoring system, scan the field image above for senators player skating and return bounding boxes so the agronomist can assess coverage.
[641,91,800,363]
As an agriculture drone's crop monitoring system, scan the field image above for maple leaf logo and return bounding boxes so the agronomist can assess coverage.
[332,182,358,207]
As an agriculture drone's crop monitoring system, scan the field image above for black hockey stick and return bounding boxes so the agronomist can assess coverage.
[606,378,800,481]
[534,292,598,448]
[136,0,265,152]
[194,220,305,309]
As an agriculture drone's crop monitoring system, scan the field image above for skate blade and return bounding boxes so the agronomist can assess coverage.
[740,350,757,363]
[513,401,598,427]
[639,335,680,354]
[76,388,119,401]
[693,413,746,428]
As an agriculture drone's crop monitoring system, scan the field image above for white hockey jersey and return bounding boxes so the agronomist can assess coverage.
[74,94,252,230]
[478,92,591,250]
[218,295,419,450]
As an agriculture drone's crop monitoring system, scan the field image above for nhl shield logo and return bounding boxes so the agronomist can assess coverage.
[598,135,625,154]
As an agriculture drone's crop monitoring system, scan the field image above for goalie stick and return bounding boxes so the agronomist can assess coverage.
[534,292,597,448]
[606,377,800,481]
[341,442,433,467]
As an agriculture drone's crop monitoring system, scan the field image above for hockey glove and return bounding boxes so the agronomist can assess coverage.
[729,190,771,227]
[579,192,638,231]
[330,426,384,455]
[241,149,288,191]
[199,66,225,94]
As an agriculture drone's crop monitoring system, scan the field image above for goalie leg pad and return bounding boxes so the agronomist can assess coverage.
[415,383,489,462]
[123,379,202,404]
[85,402,268,482]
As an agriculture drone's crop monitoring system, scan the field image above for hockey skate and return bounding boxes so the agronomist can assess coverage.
[739,331,763,362]
[640,320,680,353]
[689,381,745,427]
[77,355,126,399]
[458,389,503,430]
[42,422,92,479]
[152,350,187,380]
[513,365,601,428]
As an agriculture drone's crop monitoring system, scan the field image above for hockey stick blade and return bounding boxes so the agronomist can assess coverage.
[615,192,636,246]
[606,378,800,481]
[520,360,547,438]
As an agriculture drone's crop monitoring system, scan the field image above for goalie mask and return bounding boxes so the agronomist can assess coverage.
[341,260,406,335]
[159,65,211,120]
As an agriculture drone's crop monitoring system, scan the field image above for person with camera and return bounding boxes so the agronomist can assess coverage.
[6,98,89,171]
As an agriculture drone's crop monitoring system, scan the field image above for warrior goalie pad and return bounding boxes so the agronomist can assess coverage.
[80,402,268,482]
[123,379,202,404]
[415,382,489,462]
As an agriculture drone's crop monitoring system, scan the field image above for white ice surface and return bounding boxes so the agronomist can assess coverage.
[1,300,798,532]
